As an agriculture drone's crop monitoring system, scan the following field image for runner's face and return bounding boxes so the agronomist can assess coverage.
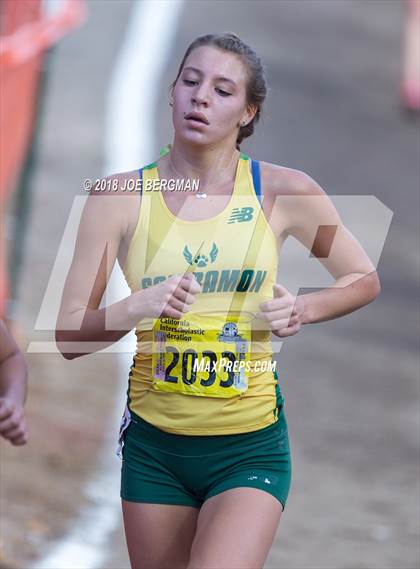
[172,46,252,146]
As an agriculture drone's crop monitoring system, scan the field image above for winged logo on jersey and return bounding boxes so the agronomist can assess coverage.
[183,242,218,268]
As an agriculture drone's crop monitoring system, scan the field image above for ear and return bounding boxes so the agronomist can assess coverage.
[241,104,257,127]
[169,85,175,107]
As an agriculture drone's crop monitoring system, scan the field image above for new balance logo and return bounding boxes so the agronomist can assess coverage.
[228,207,254,224]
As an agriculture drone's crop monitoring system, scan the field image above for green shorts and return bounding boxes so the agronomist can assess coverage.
[120,396,292,510]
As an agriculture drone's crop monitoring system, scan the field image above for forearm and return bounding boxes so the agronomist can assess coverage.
[298,271,381,325]
[0,351,28,405]
[56,290,145,358]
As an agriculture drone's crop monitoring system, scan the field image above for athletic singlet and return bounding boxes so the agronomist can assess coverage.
[121,151,282,435]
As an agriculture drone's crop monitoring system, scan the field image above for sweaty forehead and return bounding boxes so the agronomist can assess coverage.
[183,45,248,85]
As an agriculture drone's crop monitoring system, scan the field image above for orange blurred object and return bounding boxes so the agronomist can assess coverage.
[0,0,86,317]
[0,0,87,198]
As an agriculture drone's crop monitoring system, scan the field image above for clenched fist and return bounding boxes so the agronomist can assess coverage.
[133,272,202,320]
[256,283,305,338]
[0,397,28,446]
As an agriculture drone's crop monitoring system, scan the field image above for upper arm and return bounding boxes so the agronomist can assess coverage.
[273,168,377,280]
[57,177,128,329]
[0,320,19,362]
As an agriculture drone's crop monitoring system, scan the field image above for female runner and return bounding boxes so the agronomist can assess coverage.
[56,33,381,569]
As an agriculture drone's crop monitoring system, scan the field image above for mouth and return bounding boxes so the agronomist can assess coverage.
[185,112,210,126]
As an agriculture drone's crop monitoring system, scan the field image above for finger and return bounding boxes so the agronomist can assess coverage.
[168,296,191,313]
[273,283,289,298]
[10,434,28,446]
[287,314,300,326]
[168,273,185,283]
[171,272,200,295]
[160,305,184,319]
[178,270,194,282]
[10,429,28,445]
[270,317,300,330]
[162,279,190,304]
[3,423,25,441]
[257,307,294,322]
[180,274,202,294]
[270,318,293,330]
[168,273,193,290]
[258,298,292,313]
[276,323,301,337]
[271,313,300,326]
[0,416,20,436]
[0,400,13,421]
[172,287,197,305]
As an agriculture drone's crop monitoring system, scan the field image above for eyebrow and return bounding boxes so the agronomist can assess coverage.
[182,66,237,87]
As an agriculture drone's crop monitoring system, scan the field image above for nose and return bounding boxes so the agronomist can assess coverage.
[191,83,210,106]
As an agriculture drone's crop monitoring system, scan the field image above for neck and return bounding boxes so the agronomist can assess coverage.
[165,136,241,192]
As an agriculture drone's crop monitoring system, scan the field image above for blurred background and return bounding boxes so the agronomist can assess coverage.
[1,1,419,568]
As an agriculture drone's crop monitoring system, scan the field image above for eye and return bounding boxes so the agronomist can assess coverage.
[216,88,231,97]
[183,79,198,86]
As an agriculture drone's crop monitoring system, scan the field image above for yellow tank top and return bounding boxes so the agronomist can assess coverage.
[122,151,282,435]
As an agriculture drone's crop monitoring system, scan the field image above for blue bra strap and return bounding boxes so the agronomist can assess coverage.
[251,159,262,204]
[138,168,143,194]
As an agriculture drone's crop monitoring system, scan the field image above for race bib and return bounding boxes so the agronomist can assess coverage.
[151,312,252,398]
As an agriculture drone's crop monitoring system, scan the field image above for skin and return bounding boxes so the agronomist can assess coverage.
[401,0,420,110]
[57,45,381,568]
[0,320,28,445]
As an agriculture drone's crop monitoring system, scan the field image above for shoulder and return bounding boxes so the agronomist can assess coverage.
[85,168,142,214]
[88,169,141,196]
[258,160,339,235]
[259,160,326,198]
[81,169,142,237]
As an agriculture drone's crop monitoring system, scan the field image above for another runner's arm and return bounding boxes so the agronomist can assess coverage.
[0,320,28,445]
[0,320,27,409]
[279,171,381,325]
